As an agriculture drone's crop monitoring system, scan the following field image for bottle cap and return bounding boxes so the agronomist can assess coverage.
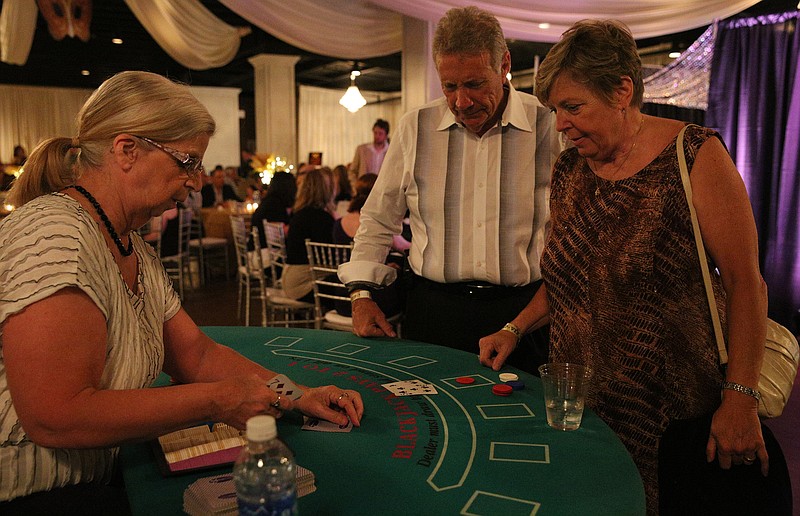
[246,415,277,442]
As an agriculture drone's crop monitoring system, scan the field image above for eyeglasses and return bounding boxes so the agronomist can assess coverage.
[134,135,203,179]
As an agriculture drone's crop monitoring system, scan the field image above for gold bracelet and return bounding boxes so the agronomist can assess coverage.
[501,323,522,341]
[350,290,372,302]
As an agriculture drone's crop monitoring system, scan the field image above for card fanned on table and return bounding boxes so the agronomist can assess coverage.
[183,466,317,515]
[382,379,438,396]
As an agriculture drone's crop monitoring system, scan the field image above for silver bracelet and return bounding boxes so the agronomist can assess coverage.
[501,323,522,341]
[722,381,761,401]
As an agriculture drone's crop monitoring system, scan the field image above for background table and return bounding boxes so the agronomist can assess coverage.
[121,327,645,515]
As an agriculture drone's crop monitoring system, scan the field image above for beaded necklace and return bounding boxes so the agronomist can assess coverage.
[70,185,133,256]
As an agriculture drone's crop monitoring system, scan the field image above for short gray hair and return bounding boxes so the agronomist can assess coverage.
[433,6,508,70]
[535,19,644,108]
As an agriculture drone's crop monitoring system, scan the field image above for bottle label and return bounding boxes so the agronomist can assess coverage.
[237,493,297,516]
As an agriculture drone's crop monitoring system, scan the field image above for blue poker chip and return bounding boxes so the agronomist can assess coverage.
[505,380,525,391]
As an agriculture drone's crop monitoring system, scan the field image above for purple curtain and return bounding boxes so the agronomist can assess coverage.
[706,12,800,331]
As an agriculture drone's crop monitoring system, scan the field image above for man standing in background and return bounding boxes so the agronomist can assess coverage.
[349,119,390,180]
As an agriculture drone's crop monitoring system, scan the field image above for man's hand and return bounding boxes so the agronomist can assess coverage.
[351,298,396,338]
[478,330,518,371]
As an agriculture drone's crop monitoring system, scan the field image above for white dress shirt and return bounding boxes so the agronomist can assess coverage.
[339,83,562,288]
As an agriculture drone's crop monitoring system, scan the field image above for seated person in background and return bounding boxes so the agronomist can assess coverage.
[225,165,248,200]
[333,164,352,216]
[281,167,337,303]
[251,171,297,249]
[332,173,406,317]
[0,71,364,512]
[201,167,241,208]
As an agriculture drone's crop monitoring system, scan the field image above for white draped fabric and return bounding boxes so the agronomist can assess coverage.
[219,0,403,59]
[123,0,244,70]
[0,82,402,170]
[1,0,763,67]
[0,0,37,65]
[0,85,90,164]
[369,0,761,42]
[298,85,402,168]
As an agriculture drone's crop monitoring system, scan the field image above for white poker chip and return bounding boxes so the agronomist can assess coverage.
[499,372,519,382]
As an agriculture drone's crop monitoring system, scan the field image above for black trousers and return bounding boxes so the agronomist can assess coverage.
[659,412,793,516]
[402,275,549,375]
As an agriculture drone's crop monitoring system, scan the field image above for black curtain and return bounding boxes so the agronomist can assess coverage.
[642,103,705,125]
[706,11,800,330]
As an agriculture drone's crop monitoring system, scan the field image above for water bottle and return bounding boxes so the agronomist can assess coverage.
[233,415,298,516]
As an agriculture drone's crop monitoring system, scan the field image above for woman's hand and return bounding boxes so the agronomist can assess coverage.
[212,374,286,430]
[706,393,768,476]
[479,330,519,371]
[212,377,364,430]
[292,386,364,427]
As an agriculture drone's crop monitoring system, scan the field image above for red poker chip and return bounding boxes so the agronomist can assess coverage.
[492,384,513,396]
[456,376,475,384]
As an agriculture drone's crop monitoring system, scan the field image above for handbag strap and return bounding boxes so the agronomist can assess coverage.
[676,124,729,365]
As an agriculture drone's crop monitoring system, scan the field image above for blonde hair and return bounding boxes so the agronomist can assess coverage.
[294,167,335,213]
[8,71,215,206]
[535,19,644,109]
[432,6,508,70]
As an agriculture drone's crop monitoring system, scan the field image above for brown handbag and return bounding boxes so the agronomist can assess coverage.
[676,125,799,418]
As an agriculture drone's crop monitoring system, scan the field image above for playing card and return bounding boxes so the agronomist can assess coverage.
[266,374,304,401]
[382,379,438,396]
[302,416,353,432]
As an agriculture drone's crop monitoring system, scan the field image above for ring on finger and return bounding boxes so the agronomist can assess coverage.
[336,392,349,402]
[271,395,282,409]
[743,456,755,464]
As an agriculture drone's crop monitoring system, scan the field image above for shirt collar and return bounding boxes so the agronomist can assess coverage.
[436,82,532,133]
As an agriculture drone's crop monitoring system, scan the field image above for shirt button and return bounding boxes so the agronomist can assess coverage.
[477,222,482,228]
[478,182,484,188]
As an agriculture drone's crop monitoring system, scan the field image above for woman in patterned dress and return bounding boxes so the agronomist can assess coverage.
[0,71,363,511]
[478,20,791,515]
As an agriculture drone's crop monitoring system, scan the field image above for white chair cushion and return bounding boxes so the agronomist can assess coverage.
[267,288,315,308]
[189,237,228,248]
[324,310,353,326]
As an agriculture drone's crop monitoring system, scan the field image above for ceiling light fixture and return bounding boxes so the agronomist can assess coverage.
[668,51,681,59]
[339,70,367,113]
[111,38,123,44]
[81,70,90,76]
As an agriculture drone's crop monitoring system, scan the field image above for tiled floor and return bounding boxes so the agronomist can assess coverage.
[182,277,798,510]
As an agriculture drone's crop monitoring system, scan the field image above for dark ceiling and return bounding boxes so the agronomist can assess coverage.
[0,0,794,98]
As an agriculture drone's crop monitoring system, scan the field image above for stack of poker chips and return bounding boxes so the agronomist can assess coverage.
[183,466,317,515]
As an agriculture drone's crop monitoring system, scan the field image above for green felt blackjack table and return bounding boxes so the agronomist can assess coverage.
[121,327,645,515]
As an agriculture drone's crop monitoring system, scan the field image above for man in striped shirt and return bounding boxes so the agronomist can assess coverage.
[338,6,562,373]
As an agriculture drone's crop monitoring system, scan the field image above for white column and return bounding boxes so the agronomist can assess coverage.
[248,54,301,162]
[402,16,441,114]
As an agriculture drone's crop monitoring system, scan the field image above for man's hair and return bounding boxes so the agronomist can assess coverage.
[373,119,390,134]
[432,6,508,70]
